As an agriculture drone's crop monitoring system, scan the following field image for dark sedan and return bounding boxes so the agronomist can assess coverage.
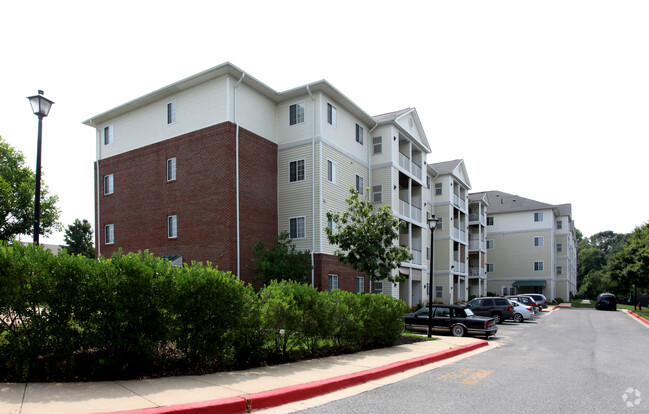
[404,305,498,338]
[596,293,617,310]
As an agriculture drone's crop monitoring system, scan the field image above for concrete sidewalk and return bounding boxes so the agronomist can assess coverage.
[2,337,487,414]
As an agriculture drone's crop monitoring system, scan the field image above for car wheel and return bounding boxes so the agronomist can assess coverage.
[451,325,465,337]
[493,313,502,324]
[513,313,524,323]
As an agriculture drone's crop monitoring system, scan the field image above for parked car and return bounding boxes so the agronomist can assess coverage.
[403,305,498,338]
[465,297,514,324]
[525,293,548,309]
[506,295,539,313]
[595,293,617,311]
[510,300,535,322]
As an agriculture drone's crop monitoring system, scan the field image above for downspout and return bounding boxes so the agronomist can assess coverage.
[307,85,315,288]
[234,73,246,279]
[94,125,101,258]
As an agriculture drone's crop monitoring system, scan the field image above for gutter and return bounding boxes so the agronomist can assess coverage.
[89,120,101,258]
[234,73,246,279]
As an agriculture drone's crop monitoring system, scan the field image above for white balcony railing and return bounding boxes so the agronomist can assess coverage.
[411,204,422,223]
[454,227,466,243]
[399,199,410,218]
[411,249,422,265]
[469,267,486,277]
[453,260,466,274]
[469,239,485,251]
[399,152,410,172]
[453,194,466,211]
[412,162,422,179]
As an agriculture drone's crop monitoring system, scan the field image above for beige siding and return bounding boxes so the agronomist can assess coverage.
[486,229,553,280]
[237,82,277,143]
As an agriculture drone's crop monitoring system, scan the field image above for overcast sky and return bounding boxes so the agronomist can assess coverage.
[2,0,648,245]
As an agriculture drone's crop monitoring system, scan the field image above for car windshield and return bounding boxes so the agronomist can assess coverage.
[464,308,474,316]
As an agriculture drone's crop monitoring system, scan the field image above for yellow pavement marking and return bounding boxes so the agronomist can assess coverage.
[437,368,494,385]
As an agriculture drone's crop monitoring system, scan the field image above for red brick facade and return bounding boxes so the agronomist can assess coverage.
[95,121,278,283]
[313,253,371,293]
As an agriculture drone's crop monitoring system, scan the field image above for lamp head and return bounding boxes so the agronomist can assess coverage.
[27,90,54,117]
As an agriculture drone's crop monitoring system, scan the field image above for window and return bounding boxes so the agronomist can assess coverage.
[168,215,177,238]
[104,174,114,195]
[503,286,515,296]
[487,216,494,226]
[426,247,430,260]
[357,276,364,293]
[557,243,563,252]
[355,124,363,145]
[327,219,337,234]
[373,281,383,293]
[327,103,337,127]
[486,263,494,273]
[435,285,443,298]
[436,217,443,230]
[167,158,177,181]
[289,159,305,182]
[534,212,543,222]
[167,101,177,124]
[373,185,383,203]
[426,176,430,189]
[289,102,305,125]
[373,136,382,154]
[435,182,442,196]
[355,175,364,195]
[534,261,544,271]
[486,240,494,249]
[327,160,337,184]
[534,236,544,247]
[104,224,114,245]
[328,274,339,291]
[104,125,114,145]
[556,220,563,229]
[289,217,306,239]
[556,266,563,275]
[436,307,451,318]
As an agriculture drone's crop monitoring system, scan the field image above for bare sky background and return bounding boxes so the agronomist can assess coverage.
[2,0,648,245]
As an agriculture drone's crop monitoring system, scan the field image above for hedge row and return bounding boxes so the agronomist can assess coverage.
[0,243,406,381]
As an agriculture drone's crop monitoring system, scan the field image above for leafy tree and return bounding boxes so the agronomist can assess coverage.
[63,219,95,258]
[0,136,60,241]
[325,188,412,284]
[577,229,628,290]
[608,223,649,296]
[249,232,312,285]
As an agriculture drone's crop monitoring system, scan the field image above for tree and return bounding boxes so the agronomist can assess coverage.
[249,232,312,285]
[325,188,412,284]
[63,219,95,258]
[0,136,60,241]
[608,223,649,296]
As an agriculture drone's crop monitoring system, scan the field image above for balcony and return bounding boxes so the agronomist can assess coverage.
[469,212,486,226]
[453,194,466,211]
[453,260,466,274]
[399,199,410,218]
[453,227,467,243]
[411,204,422,223]
[399,152,410,173]
[411,249,422,265]
[469,238,485,252]
[412,162,422,180]
[469,267,486,278]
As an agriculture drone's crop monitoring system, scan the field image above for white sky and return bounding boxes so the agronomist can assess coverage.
[2,0,648,245]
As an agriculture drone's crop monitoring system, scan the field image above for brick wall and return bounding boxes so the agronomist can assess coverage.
[313,253,370,293]
[95,121,278,284]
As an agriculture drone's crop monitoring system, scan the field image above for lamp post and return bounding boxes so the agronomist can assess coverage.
[427,215,439,338]
[27,90,54,246]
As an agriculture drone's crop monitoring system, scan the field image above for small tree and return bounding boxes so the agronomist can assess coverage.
[325,188,412,284]
[63,219,95,258]
[249,232,312,285]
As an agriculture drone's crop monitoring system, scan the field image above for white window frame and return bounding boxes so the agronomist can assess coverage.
[104,224,114,245]
[289,216,306,239]
[167,157,177,182]
[486,263,494,273]
[437,217,444,230]
[373,136,382,154]
[327,160,337,184]
[167,100,177,125]
[104,174,114,195]
[289,159,305,183]
[328,274,339,291]
[355,175,364,195]
[327,103,337,127]
[534,261,544,271]
[534,236,544,247]
[289,102,305,125]
[103,124,114,145]
[435,182,443,196]
[327,218,337,234]
[487,216,494,226]
[372,185,383,203]
[356,276,364,293]
[168,215,177,239]
[373,281,383,293]
[486,239,494,249]
[556,266,563,275]
[435,285,443,299]
[557,243,563,252]
[556,220,563,229]
[355,124,364,145]
[534,212,544,222]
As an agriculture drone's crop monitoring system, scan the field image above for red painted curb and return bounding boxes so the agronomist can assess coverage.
[105,341,487,414]
[628,311,649,326]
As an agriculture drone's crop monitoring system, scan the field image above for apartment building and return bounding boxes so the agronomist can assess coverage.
[83,62,433,300]
[426,160,472,304]
[482,191,577,301]
[468,192,489,298]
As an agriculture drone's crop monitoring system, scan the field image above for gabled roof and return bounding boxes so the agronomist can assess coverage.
[469,192,489,206]
[429,159,472,190]
[83,62,376,127]
[484,190,556,214]
[372,108,431,153]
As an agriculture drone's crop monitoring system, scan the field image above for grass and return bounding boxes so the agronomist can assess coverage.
[569,299,595,308]
[402,330,441,341]
[617,304,649,318]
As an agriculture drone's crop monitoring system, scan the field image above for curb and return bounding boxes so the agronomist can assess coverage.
[103,341,488,414]
[627,310,649,326]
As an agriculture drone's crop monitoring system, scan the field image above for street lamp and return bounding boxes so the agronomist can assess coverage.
[427,214,439,338]
[27,90,54,246]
